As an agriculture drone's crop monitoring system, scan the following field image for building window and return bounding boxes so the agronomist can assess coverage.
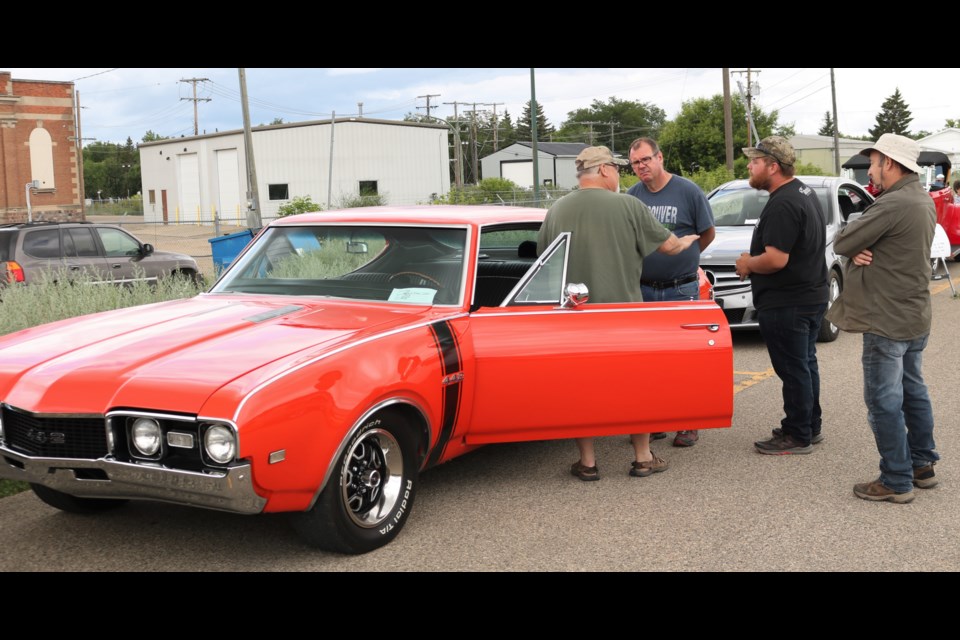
[29,126,56,190]
[359,181,378,196]
[148,190,156,205]
[269,184,289,200]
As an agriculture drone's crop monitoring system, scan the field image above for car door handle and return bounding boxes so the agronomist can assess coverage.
[681,323,720,332]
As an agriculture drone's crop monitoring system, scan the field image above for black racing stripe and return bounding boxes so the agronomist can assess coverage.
[425,321,462,468]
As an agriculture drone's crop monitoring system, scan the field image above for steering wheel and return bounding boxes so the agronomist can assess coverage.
[389,271,442,288]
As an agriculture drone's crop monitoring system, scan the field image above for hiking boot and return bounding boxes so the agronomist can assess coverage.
[570,461,599,481]
[772,427,823,444]
[629,454,668,477]
[913,463,938,489]
[754,432,813,455]
[854,478,914,503]
[673,430,699,447]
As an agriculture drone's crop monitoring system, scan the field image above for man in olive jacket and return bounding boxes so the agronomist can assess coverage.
[826,133,938,504]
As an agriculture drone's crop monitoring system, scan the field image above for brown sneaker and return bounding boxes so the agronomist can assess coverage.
[754,432,813,455]
[629,455,668,477]
[673,430,699,447]
[853,478,915,503]
[913,463,938,489]
[570,461,599,482]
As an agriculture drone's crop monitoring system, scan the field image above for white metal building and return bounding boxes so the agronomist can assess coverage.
[139,118,450,224]
[480,142,591,189]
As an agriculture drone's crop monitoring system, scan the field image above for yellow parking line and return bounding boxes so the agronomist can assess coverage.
[734,368,776,394]
[931,277,959,296]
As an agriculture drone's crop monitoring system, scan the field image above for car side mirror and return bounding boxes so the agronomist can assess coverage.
[561,283,589,308]
[141,243,155,257]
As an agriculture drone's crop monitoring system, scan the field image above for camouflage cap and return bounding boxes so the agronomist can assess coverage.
[742,135,796,167]
[576,146,629,171]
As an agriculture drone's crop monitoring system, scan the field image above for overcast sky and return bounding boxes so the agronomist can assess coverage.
[6,68,955,147]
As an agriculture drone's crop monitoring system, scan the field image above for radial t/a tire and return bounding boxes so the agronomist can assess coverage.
[291,413,419,554]
[817,269,841,343]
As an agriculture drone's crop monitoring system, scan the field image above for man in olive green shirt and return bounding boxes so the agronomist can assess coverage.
[826,133,938,504]
[538,145,699,481]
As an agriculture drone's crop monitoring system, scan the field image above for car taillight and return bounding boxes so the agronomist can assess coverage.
[3,261,24,283]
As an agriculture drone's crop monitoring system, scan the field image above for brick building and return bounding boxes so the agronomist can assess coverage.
[0,71,84,223]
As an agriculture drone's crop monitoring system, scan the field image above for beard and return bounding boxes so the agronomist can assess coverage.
[748,173,771,191]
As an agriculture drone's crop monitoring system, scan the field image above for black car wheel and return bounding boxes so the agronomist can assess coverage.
[30,484,129,514]
[817,270,841,343]
[291,412,419,554]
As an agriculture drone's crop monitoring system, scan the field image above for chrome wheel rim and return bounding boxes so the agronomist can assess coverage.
[341,429,404,528]
[826,275,840,335]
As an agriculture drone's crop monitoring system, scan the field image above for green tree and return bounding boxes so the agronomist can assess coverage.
[516,100,555,141]
[868,88,913,140]
[556,97,667,153]
[818,111,836,137]
[658,94,786,176]
[142,130,168,143]
[946,118,960,128]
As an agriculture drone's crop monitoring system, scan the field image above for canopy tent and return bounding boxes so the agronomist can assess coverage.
[842,150,951,172]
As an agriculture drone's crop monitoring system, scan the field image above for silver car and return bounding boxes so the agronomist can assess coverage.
[1,222,201,285]
[700,176,873,342]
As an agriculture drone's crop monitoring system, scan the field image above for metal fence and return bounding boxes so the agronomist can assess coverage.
[87,192,579,278]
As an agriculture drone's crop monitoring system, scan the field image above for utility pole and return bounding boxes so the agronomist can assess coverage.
[530,69,540,206]
[830,68,841,176]
[238,69,261,228]
[732,69,760,147]
[483,102,504,151]
[443,101,465,188]
[607,122,618,153]
[467,104,480,184]
[579,121,603,145]
[70,90,96,214]
[723,68,734,173]
[417,94,441,119]
[179,77,211,136]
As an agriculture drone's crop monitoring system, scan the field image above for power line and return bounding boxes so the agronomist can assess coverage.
[71,68,120,82]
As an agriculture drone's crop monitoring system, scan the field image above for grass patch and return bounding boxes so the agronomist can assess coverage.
[0,270,207,498]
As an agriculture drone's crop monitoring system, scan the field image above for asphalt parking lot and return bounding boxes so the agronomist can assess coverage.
[1,262,958,571]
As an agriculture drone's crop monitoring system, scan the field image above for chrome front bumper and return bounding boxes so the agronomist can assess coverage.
[0,444,267,514]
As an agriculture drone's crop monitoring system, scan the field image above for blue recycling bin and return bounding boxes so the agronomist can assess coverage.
[208,229,255,274]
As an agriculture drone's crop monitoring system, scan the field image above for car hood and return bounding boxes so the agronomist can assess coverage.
[0,294,434,416]
[699,226,755,264]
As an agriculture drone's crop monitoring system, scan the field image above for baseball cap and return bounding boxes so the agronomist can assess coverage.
[575,146,629,171]
[742,136,796,166]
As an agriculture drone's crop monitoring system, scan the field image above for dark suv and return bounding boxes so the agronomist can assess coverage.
[0,222,201,285]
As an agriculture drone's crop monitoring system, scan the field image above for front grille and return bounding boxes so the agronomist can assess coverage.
[2,407,107,459]
[705,265,752,296]
[723,308,746,324]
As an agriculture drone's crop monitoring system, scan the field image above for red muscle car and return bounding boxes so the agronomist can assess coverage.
[0,206,732,554]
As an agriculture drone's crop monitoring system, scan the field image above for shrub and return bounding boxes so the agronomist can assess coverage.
[277,195,323,217]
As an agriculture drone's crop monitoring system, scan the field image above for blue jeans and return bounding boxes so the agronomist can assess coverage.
[641,279,699,302]
[757,304,827,445]
[862,333,938,492]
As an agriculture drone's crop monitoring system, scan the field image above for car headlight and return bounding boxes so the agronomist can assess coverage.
[132,418,162,456]
[204,425,236,464]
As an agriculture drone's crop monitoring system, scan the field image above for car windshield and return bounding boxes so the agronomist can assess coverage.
[211,225,468,305]
[709,183,829,226]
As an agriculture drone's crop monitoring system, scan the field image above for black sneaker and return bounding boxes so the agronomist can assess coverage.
[772,427,823,444]
[754,433,813,455]
[913,463,938,489]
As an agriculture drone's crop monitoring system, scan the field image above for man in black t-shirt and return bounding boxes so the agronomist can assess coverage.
[735,136,828,455]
